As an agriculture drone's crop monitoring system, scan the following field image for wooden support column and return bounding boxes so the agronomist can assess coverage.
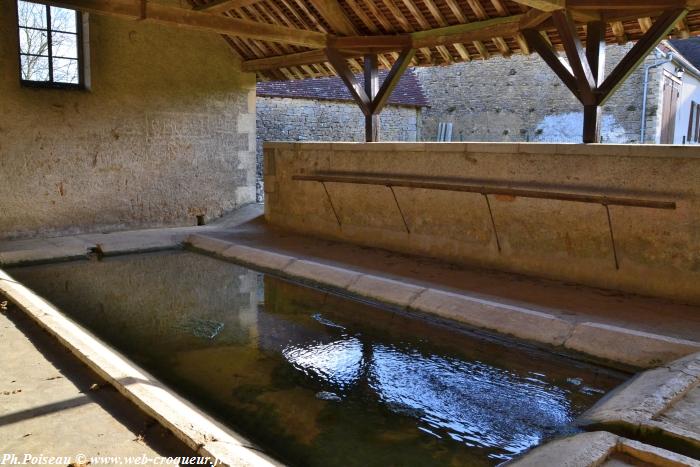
[526,8,687,143]
[583,20,606,143]
[326,48,416,143]
[364,54,379,142]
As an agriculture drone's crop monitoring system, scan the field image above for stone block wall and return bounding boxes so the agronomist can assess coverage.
[256,97,420,200]
[415,44,660,143]
[0,0,256,240]
[265,142,700,305]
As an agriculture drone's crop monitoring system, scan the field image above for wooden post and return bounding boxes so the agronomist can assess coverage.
[364,54,379,142]
[326,48,415,143]
[583,20,606,143]
[583,104,601,143]
[527,10,686,144]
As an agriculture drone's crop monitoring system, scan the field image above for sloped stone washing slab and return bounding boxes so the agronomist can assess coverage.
[576,352,700,459]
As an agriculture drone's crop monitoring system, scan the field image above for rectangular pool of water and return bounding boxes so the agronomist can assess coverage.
[8,251,627,466]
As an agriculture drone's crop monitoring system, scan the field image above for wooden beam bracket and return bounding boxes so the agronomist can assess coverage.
[597,8,688,104]
[326,47,415,141]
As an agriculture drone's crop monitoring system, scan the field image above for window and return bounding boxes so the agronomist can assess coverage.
[688,101,700,144]
[17,0,84,88]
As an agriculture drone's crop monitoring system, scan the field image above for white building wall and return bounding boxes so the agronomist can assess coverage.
[673,68,700,144]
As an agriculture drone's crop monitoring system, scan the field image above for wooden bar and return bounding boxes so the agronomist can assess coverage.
[597,8,688,104]
[584,20,607,142]
[523,29,581,101]
[364,54,379,142]
[292,173,677,209]
[371,48,416,114]
[551,10,597,105]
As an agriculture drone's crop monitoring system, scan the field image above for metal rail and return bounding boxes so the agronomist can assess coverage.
[293,172,677,270]
[292,174,677,210]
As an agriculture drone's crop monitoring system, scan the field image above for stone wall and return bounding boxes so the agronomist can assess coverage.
[256,97,420,200]
[265,142,700,305]
[0,0,256,240]
[415,44,661,144]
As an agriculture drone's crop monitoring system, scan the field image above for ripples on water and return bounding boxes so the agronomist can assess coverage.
[8,251,627,467]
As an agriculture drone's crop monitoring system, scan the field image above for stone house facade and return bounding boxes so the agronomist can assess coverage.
[415,43,658,144]
[255,70,428,200]
[415,39,700,145]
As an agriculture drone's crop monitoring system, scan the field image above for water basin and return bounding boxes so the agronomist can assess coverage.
[8,251,627,466]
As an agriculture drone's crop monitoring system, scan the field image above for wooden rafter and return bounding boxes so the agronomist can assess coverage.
[399,0,454,62]
[422,0,472,60]
[28,0,327,48]
[33,0,700,82]
[308,0,356,35]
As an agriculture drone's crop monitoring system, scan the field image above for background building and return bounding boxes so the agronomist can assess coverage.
[256,70,428,200]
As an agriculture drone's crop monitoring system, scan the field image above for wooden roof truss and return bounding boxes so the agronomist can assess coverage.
[27,0,700,142]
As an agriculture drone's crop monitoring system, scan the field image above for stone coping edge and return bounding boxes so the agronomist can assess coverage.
[186,234,700,370]
[262,141,700,159]
[506,431,700,466]
[0,268,280,467]
[576,352,700,459]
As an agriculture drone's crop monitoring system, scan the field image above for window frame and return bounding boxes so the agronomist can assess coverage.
[16,0,86,90]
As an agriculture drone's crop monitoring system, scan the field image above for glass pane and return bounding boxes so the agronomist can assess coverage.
[18,27,48,55]
[50,6,77,33]
[17,0,46,29]
[20,54,50,81]
[52,31,78,58]
[52,57,79,84]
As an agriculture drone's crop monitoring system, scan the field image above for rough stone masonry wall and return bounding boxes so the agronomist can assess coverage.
[415,44,660,143]
[265,142,700,305]
[256,97,419,200]
[0,0,256,240]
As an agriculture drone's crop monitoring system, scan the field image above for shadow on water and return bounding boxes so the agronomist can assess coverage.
[8,251,628,467]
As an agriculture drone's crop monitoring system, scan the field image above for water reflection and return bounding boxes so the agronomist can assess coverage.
[8,251,627,467]
[279,316,574,460]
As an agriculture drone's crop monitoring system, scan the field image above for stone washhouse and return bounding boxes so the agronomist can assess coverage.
[1,0,700,466]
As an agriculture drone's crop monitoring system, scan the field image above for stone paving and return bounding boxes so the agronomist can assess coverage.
[0,302,195,464]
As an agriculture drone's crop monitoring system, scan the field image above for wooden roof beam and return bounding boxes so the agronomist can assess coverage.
[242,49,329,72]
[411,15,521,49]
[551,10,597,104]
[372,47,416,114]
[510,0,564,11]
[28,0,328,48]
[326,48,372,116]
[598,8,688,104]
[523,28,581,99]
[194,0,259,14]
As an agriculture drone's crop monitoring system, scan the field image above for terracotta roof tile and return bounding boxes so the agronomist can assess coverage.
[257,68,429,107]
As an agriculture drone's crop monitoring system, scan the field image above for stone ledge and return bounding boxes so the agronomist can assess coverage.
[564,323,700,369]
[410,288,573,347]
[283,259,361,290]
[347,274,425,308]
[576,352,700,459]
[0,268,279,467]
[185,234,700,369]
[0,246,90,266]
[507,431,700,467]
[220,244,295,271]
